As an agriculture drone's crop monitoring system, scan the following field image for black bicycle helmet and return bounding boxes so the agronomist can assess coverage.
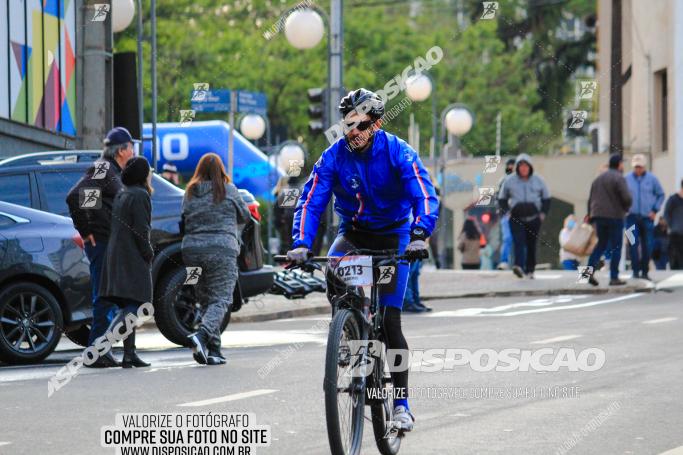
[338,88,384,120]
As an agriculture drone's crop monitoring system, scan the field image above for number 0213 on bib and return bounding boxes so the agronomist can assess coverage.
[332,255,373,286]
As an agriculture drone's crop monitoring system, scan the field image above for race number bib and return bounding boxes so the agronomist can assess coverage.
[333,256,373,286]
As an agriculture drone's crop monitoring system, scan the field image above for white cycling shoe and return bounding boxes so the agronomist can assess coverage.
[393,405,415,432]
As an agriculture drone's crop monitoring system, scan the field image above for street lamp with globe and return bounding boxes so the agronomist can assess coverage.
[266,140,308,259]
[110,0,159,171]
[405,72,438,171]
[283,4,342,249]
[438,103,474,268]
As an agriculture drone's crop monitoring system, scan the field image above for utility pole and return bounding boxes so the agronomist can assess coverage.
[609,0,623,156]
[325,0,343,248]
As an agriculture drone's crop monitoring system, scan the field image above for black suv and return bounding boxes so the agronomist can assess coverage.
[0,151,274,346]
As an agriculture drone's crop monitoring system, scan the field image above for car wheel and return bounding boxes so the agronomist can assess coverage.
[0,282,63,364]
[64,324,91,347]
[154,268,231,347]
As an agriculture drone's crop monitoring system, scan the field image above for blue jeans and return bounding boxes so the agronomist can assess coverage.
[84,242,117,345]
[403,260,422,307]
[588,218,624,280]
[510,217,541,274]
[625,214,655,276]
[500,214,512,264]
[562,259,579,270]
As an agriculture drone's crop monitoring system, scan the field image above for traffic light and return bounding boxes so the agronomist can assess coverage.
[307,87,326,135]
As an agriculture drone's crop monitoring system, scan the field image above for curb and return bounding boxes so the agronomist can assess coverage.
[231,304,330,323]
[421,285,653,301]
[229,285,655,323]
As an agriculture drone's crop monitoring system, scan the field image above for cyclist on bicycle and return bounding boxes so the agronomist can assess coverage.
[286,88,439,432]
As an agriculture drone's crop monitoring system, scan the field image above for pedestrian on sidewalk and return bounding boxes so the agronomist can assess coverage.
[99,157,154,368]
[625,154,665,280]
[66,126,136,368]
[559,214,580,270]
[429,186,443,269]
[182,153,250,365]
[652,217,669,270]
[457,217,484,270]
[496,158,516,270]
[402,258,432,313]
[663,179,683,269]
[585,154,632,286]
[497,153,551,279]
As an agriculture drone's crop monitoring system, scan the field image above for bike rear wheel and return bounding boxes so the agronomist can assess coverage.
[324,309,365,455]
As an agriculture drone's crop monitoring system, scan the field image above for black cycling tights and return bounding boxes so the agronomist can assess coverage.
[382,306,409,397]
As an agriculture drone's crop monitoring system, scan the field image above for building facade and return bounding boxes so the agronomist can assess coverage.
[597,0,683,194]
[0,0,111,157]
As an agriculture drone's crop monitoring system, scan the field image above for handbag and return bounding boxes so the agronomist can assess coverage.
[563,223,595,256]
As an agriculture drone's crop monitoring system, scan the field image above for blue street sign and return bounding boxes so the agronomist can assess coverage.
[237,90,267,116]
[190,89,231,112]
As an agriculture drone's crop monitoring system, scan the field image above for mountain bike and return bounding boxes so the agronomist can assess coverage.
[275,249,410,455]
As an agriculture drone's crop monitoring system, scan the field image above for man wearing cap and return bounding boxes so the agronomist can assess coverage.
[66,127,136,367]
[625,154,665,280]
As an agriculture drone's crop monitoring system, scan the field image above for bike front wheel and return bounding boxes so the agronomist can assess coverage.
[324,309,365,455]
[370,345,402,455]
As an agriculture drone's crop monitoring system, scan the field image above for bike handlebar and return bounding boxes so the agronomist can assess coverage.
[273,249,413,265]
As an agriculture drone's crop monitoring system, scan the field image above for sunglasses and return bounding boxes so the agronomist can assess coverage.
[344,119,375,132]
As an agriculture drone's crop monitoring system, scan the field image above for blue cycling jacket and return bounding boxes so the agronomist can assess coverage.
[292,130,439,249]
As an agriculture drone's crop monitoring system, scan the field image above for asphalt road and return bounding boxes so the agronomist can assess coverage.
[1,289,682,455]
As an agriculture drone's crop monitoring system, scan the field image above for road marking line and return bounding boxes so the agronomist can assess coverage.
[429,294,641,317]
[0,442,11,447]
[643,317,678,324]
[531,335,582,344]
[177,389,278,407]
[658,446,683,455]
[426,295,589,317]
[655,273,683,291]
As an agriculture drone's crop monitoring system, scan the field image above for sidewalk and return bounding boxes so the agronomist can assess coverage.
[231,268,683,323]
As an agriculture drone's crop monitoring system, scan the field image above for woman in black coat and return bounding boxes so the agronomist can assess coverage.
[99,157,154,368]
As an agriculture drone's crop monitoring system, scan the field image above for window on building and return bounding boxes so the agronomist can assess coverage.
[654,69,669,153]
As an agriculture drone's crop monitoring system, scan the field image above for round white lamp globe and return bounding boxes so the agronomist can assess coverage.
[284,10,325,49]
[444,107,473,136]
[405,74,433,102]
[240,114,267,141]
[278,143,305,172]
[112,0,136,33]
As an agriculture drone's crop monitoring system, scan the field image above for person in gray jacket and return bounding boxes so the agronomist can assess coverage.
[182,153,250,365]
[497,153,551,278]
[585,154,632,286]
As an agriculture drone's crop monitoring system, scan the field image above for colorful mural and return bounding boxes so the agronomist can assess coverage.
[1,0,77,135]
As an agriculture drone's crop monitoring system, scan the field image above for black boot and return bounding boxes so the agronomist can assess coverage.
[85,351,122,368]
[207,341,226,365]
[84,309,127,368]
[188,329,209,365]
[122,329,150,368]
